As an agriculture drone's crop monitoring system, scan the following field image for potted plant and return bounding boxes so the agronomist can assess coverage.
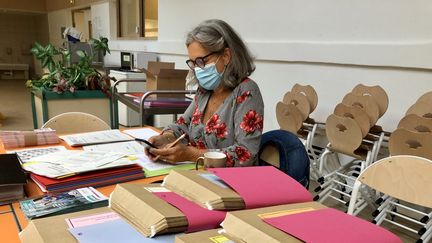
[26,37,115,128]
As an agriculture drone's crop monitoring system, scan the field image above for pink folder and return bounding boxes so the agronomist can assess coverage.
[208,166,312,208]
[153,192,226,232]
[263,208,402,243]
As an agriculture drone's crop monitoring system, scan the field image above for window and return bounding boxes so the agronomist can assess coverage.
[117,0,158,38]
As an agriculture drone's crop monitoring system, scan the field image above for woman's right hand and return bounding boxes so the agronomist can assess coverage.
[145,132,176,159]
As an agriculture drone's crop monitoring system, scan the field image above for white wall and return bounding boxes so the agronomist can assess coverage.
[89,0,432,132]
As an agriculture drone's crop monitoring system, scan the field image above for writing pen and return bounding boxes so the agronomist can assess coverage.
[134,138,158,148]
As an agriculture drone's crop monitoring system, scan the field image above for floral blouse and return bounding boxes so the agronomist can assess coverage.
[165,78,264,166]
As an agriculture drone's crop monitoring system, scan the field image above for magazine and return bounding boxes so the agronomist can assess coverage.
[20,187,108,219]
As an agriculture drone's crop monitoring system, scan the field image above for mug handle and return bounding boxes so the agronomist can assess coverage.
[195,156,205,170]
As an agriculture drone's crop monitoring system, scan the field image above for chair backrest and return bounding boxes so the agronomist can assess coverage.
[282,91,310,121]
[351,84,388,118]
[258,130,310,188]
[352,155,432,210]
[291,83,318,113]
[276,102,303,134]
[342,92,380,126]
[334,103,370,137]
[41,112,111,135]
[388,128,432,160]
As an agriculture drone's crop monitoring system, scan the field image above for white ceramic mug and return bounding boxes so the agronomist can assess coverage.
[195,151,227,170]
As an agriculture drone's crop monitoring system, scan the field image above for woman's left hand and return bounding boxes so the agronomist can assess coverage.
[148,143,200,164]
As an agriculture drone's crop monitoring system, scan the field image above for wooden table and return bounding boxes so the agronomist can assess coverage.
[0,131,164,243]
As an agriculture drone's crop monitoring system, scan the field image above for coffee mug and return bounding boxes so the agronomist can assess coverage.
[195,151,227,170]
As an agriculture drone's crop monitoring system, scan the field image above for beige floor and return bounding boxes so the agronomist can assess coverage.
[0,79,34,130]
[0,79,423,242]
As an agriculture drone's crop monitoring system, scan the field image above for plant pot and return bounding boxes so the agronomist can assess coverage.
[30,88,113,128]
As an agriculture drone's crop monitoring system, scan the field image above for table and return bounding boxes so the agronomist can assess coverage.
[112,79,196,128]
[0,131,164,243]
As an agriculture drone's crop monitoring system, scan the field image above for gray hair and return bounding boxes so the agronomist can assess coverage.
[185,19,255,89]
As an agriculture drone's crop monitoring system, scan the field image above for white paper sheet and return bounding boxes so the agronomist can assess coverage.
[83,141,145,155]
[6,146,67,164]
[60,129,133,146]
[23,150,135,178]
[122,128,159,140]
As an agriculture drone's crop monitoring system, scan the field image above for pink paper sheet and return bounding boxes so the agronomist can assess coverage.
[208,166,312,208]
[153,192,226,232]
[263,208,402,243]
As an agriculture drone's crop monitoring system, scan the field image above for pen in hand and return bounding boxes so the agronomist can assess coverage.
[154,134,187,161]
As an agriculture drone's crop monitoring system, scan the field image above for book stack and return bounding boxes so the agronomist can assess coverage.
[30,164,145,193]
[0,128,59,149]
[110,183,188,236]
[162,166,312,210]
[0,154,26,204]
[20,187,108,219]
[163,170,245,210]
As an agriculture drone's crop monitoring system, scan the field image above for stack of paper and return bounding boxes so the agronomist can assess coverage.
[221,202,326,242]
[110,183,226,237]
[221,203,402,243]
[60,129,133,147]
[20,187,108,219]
[30,164,145,193]
[162,166,313,210]
[0,128,59,149]
[22,150,134,178]
[163,170,244,210]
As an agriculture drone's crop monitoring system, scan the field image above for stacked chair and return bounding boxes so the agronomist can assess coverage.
[372,91,432,242]
[314,84,390,214]
[275,83,325,180]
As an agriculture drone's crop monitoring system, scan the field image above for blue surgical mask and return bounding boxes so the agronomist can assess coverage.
[194,57,223,90]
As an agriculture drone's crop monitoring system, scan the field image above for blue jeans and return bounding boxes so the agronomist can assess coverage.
[259,130,310,188]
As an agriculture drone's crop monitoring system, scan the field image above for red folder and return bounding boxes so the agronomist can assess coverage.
[31,165,145,192]
[154,191,226,232]
[263,208,402,243]
[208,166,312,208]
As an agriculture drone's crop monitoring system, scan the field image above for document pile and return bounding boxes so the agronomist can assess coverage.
[0,128,59,149]
[220,203,402,243]
[22,150,135,178]
[162,166,313,210]
[109,183,226,237]
[60,129,133,147]
[20,187,108,219]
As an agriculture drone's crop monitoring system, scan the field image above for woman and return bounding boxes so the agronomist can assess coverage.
[147,19,264,167]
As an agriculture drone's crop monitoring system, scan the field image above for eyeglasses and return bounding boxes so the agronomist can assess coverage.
[186,51,219,70]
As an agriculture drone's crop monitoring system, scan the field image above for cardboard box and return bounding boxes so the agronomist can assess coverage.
[176,229,241,243]
[163,170,245,210]
[140,61,188,98]
[109,183,188,237]
[221,202,326,243]
[20,207,113,243]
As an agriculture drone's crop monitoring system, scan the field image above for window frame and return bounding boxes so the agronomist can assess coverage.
[117,0,158,40]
